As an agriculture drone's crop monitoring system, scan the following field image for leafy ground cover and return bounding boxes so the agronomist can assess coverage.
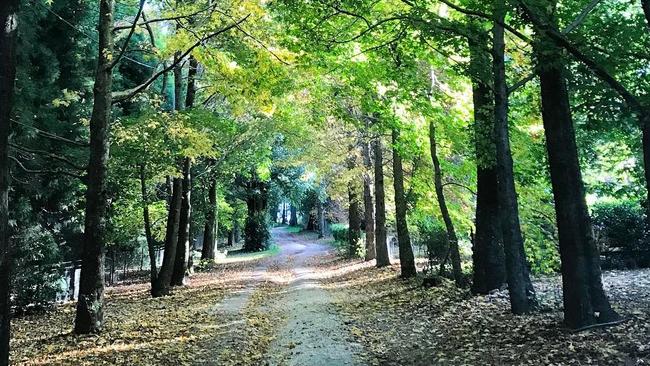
[323,257,650,366]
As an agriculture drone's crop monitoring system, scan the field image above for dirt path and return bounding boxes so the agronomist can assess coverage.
[265,227,365,366]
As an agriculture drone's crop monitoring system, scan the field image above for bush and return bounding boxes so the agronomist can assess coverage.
[412,217,448,273]
[12,226,64,312]
[592,200,649,268]
[330,223,348,244]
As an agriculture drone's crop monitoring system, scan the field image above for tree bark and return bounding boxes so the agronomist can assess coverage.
[74,0,115,334]
[317,199,325,238]
[492,2,536,314]
[172,158,191,286]
[140,164,157,286]
[362,139,376,261]
[468,34,506,294]
[533,3,620,329]
[152,178,183,297]
[201,179,217,260]
[374,139,391,267]
[289,204,298,226]
[243,173,269,252]
[0,2,17,360]
[348,182,362,257]
[282,202,287,225]
[185,55,198,109]
[392,129,416,278]
[429,121,463,285]
[173,51,183,111]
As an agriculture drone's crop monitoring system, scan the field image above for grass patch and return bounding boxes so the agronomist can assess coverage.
[218,244,280,264]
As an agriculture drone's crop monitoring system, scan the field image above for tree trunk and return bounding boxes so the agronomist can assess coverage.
[429,121,463,285]
[289,204,298,226]
[152,178,183,297]
[642,0,650,30]
[492,2,536,314]
[317,199,325,239]
[348,182,362,257]
[282,202,287,225]
[392,129,416,278]
[228,230,234,246]
[469,33,506,294]
[533,6,620,329]
[74,0,115,334]
[185,55,198,109]
[374,139,391,267]
[173,51,183,111]
[140,164,157,286]
[243,173,269,252]
[362,138,376,261]
[172,158,191,286]
[201,179,217,260]
[0,1,17,362]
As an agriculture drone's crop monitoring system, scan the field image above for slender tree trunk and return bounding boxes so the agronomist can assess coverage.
[0,1,17,362]
[282,202,287,225]
[74,0,115,334]
[362,138,376,261]
[317,199,325,238]
[533,4,620,329]
[152,178,183,297]
[173,52,183,111]
[374,139,391,267]
[348,182,362,257]
[185,55,198,109]
[392,129,416,278]
[201,180,217,260]
[642,0,650,30]
[492,2,535,314]
[172,158,191,286]
[468,33,506,294]
[289,204,298,226]
[243,173,269,252]
[140,164,157,286]
[429,121,463,285]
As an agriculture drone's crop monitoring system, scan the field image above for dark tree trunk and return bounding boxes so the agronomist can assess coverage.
[289,204,298,226]
[74,0,115,334]
[152,178,183,297]
[468,34,506,294]
[392,129,416,278]
[185,55,198,109]
[243,173,269,252]
[282,202,287,225]
[172,158,191,286]
[140,164,157,286]
[492,3,536,314]
[533,7,620,329]
[429,121,463,285]
[362,138,376,261]
[642,0,650,30]
[317,199,325,239]
[173,51,183,111]
[0,1,17,362]
[374,139,391,267]
[201,180,217,260]
[348,182,362,257]
[228,230,234,246]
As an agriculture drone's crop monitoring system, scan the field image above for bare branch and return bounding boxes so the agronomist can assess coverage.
[11,119,89,147]
[10,143,86,171]
[112,14,251,104]
[111,0,146,69]
[10,156,87,181]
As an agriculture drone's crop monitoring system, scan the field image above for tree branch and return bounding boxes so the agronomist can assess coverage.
[10,156,87,181]
[110,0,146,69]
[10,143,87,171]
[111,14,251,104]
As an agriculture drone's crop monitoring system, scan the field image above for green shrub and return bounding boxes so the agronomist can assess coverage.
[330,223,348,244]
[12,226,64,312]
[592,200,645,250]
[412,217,448,272]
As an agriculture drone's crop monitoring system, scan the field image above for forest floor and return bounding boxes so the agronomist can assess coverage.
[10,228,650,365]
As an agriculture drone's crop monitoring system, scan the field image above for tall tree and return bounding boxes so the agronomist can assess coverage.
[201,180,218,260]
[468,31,506,294]
[172,157,191,286]
[429,120,462,285]
[74,0,118,334]
[492,0,536,314]
[392,128,416,278]
[374,138,391,267]
[362,136,376,261]
[0,0,18,362]
[532,0,619,329]
[348,182,362,257]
